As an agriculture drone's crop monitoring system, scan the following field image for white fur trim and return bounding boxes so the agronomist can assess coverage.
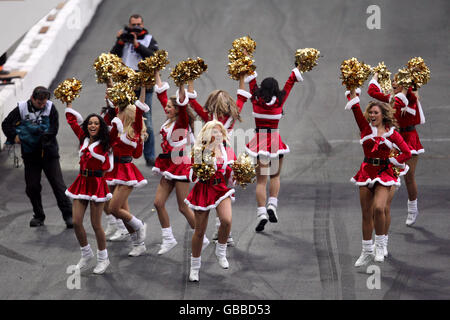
[79,138,89,157]
[154,82,170,94]
[345,88,361,97]
[244,72,258,83]
[399,164,410,176]
[88,141,105,163]
[245,145,290,159]
[65,108,83,125]
[120,134,138,148]
[106,152,114,172]
[223,116,233,129]
[107,99,115,108]
[135,100,150,112]
[395,92,409,106]
[111,117,124,134]
[65,190,112,203]
[360,125,395,146]
[237,89,252,99]
[189,168,199,183]
[176,88,189,106]
[187,90,197,99]
[410,148,425,155]
[345,96,360,110]
[266,96,277,106]
[106,179,148,188]
[184,189,236,211]
[350,177,400,188]
[369,79,382,91]
[417,100,425,124]
[389,157,406,169]
[252,112,282,120]
[292,68,304,82]
[401,106,416,116]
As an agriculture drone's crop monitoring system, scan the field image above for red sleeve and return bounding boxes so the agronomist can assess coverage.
[367,83,390,103]
[189,98,210,122]
[280,70,300,106]
[248,78,258,96]
[132,139,143,158]
[132,104,145,139]
[65,109,85,141]
[236,89,251,113]
[174,104,189,131]
[346,96,370,133]
[101,151,113,171]
[156,90,168,111]
[391,131,412,164]
[406,87,417,105]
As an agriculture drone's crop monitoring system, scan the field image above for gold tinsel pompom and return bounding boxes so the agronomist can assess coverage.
[406,57,430,88]
[340,57,372,90]
[169,57,208,87]
[106,82,136,110]
[191,145,216,182]
[137,50,170,86]
[394,67,413,88]
[227,56,257,80]
[227,35,257,80]
[54,78,82,103]
[231,153,257,189]
[231,35,257,57]
[372,62,392,93]
[389,149,401,177]
[93,53,124,84]
[295,48,321,73]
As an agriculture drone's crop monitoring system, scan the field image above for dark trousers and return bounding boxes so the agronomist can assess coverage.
[23,157,72,221]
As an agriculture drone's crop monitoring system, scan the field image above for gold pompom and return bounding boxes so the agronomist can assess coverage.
[295,48,321,73]
[231,35,257,56]
[93,53,123,84]
[372,62,392,93]
[106,82,136,110]
[227,35,257,80]
[406,57,430,88]
[340,57,372,90]
[191,145,216,182]
[54,78,82,103]
[137,50,170,86]
[394,67,414,88]
[231,153,257,189]
[227,56,257,80]
[389,149,401,177]
[169,57,208,87]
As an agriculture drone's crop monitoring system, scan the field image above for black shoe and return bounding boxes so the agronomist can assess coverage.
[65,217,74,229]
[146,158,155,167]
[30,217,45,227]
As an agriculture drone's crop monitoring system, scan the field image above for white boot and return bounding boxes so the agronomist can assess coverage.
[354,240,374,267]
[189,256,201,282]
[75,244,94,270]
[202,235,210,252]
[267,197,278,223]
[374,235,385,263]
[93,249,110,274]
[128,233,146,257]
[255,207,268,232]
[215,242,229,269]
[158,227,177,255]
[108,219,129,241]
[383,234,389,257]
[406,199,419,226]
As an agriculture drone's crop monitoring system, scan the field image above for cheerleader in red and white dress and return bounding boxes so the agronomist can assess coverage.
[104,88,149,257]
[245,66,304,232]
[345,89,411,266]
[151,69,202,255]
[65,103,114,274]
[368,74,425,226]
[184,120,237,282]
[187,73,251,246]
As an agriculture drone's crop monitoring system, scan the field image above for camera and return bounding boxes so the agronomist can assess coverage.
[120,25,143,43]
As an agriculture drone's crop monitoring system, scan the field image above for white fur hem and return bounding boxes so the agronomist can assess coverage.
[350,177,400,188]
[184,189,235,211]
[106,179,148,188]
[65,190,112,202]
[244,72,257,83]
[345,96,360,110]
[410,148,425,155]
[65,108,83,125]
[151,167,189,181]
[154,82,170,94]
[401,106,416,116]
[237,89,252,99]
[389,157,405,169]
[395,92,409,106]
[245,145,290,159]
[292,68,304,82]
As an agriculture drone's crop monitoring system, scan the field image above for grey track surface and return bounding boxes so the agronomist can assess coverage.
[1,0,449,300]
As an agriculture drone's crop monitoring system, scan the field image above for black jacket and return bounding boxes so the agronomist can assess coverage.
[1,100,60,160]
[110,28,158,62]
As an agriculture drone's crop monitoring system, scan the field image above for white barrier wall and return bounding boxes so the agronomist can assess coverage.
[0,0,103,148]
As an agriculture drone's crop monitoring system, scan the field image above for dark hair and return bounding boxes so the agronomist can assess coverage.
[32,86,51,100]
[81,114,110,151]
[253,77,286,104]
[129,14,143,23]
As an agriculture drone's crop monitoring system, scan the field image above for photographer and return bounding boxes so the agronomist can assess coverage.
[1,86,73,228]
[111,14,158,166]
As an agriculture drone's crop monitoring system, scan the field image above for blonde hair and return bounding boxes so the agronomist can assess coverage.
[364,101,398,129]
[166,95,196,129]
[194,120,229,150]
[204,90,242,123]
[122,104,148,141]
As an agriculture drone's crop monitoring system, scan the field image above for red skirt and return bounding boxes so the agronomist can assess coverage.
[104,163,147,188]
[351,163,400,188]
[246,131,290,158]
[152,156,191,181]
[66,175,112,202]
[184,180,235,211]
[400,130,424,155]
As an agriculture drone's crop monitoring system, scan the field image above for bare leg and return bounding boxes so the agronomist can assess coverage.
[216,198,232,244]
[359,186,374,241]
[175,181,195,229]
[109,185,135,233]
[192,210,209,257]
[72,199,89,247]
[154,177,175,228]
[372,184,391,235]
[268,157,284,198]
[90,201,106,251]
[404,155,419,201]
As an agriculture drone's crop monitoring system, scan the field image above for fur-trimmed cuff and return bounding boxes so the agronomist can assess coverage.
[244,72,258,83]
[106,152,114,172]
[395,92,409,106]
[176,88,189,106]
[389,157,406,169]
[345,96,360,110]
[107,99,115,108]
[369,79,382,91]
[345,88,361,97]
[187,90,197,99]
[154,82,170,94]
[65,108,83,125]
[292,68,304,82]
[111,117,124,134]
[135,100,150,112]
[401,106,416,116]
[237,89,252,99]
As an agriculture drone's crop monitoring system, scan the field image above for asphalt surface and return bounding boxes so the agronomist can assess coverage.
[0,0,449,300]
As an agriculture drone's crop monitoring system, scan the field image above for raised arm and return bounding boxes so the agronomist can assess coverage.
[280,66,304,106]
[65,102,85,141]
[154,69,170,109]
[187,79,210,122]
[367,74,391,103]
[236,73,251,112]
[346,89,370,133]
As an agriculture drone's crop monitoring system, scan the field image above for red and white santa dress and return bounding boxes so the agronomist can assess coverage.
[367,78,425,155]
[64,108,114,202]
[245,69,303,158]
[152,82,194,181]
[184,143,237,211]
[103,100,149,188]
[345,91,412,188]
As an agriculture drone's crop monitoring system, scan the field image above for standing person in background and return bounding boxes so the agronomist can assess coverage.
[111,14,158,167]
[1,86,73,228]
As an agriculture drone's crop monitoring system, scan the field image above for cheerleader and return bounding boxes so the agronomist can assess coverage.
[368,73,425,226]
[184,120,236,282]
[104,87,149,257]
[187,73,251,246]
[345,89,411,266]
[245,66,304,232]
[152,70,204,255]
[65,103,113,274]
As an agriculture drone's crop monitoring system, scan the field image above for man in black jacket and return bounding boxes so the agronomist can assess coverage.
[111,14,158,167]
[2,86,73,228]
